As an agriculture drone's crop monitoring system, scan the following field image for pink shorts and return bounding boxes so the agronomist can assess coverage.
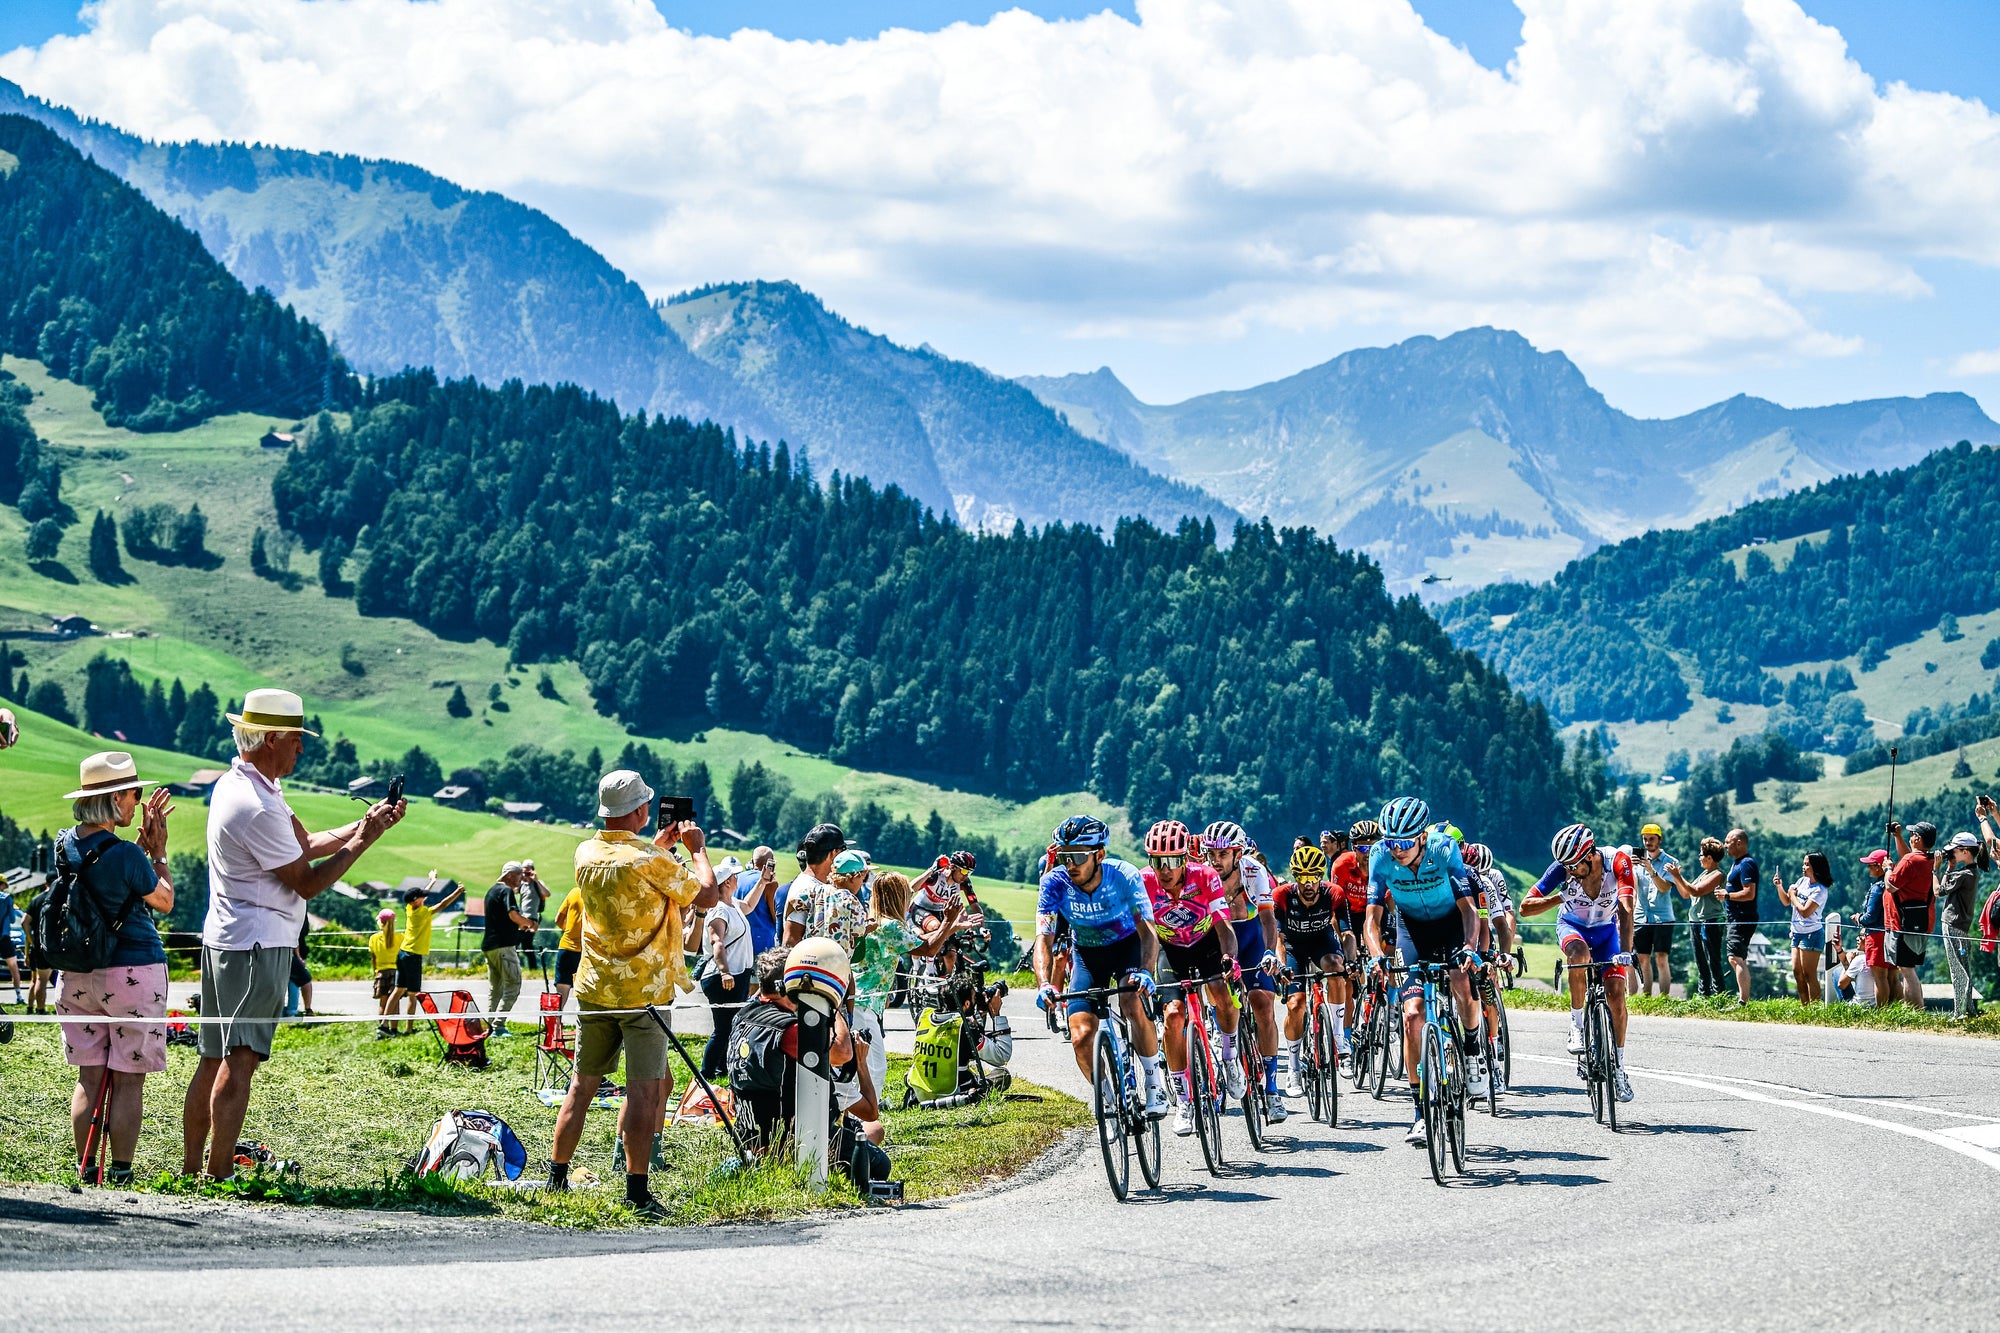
[57,963,170,1074]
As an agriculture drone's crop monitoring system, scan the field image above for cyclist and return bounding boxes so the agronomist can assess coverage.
[1522,823,1635,1103]
[1464,841,1518,973]
[1201,819,1289,1121]
[1033,814,1168,1116]
[1141,819,1246,1134]
[1273,843,1351,1086]
[1332,820,1376,1030]
[1362,796,1487,1146]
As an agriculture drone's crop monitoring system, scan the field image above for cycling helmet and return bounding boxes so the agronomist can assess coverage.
[1551,823,1596,865]
[1200,820,1249,850]
[784,937,852,1005]
[1289,845,1328,881]
[1463,842,1494,872]
[1348,819,1381,844]
[1144,819,1193,857]
[1378,797,1431,839]
[1435,822,1464,843]
[1053,814,1110,851]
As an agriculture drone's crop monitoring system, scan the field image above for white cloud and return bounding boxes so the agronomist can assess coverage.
[4,0,1998,388]
[1950,348,2000,377]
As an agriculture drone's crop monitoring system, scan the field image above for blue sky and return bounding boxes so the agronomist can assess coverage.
[3,2,1999,418]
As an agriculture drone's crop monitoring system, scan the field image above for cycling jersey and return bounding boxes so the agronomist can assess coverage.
[1531,848,1634,930]
[1331,850,1368,915]
[1224,856,1274,922]
[1367,834,1473,922]
[1476,866,1514,919]
[1037,857,1153,948]
[1143,862,1228,948]
[1271,881,1340,938]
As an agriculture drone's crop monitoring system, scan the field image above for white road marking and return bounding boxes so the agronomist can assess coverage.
[1615,1066,2000,1123]
[1516,1053,2000,1175]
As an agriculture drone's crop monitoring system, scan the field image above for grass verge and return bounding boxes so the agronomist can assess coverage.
[1500,984,2000,1037]
[0,1019,1085,1228]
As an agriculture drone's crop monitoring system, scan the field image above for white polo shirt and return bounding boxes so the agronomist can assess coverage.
[204,756,307,950]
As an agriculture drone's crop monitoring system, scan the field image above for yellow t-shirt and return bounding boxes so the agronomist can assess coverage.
[404,900,438,956]
[368,929,400,972]
[556,888,584,953]
[574,830,701,1008]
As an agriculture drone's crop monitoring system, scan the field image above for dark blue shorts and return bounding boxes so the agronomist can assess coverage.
[1067,934,1144,1017]
[1233,920,1279,994]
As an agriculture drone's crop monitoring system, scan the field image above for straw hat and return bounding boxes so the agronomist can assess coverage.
[226,687,319,735]
[65,751,147,800]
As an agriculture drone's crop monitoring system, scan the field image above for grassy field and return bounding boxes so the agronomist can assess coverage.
[0,1020,1088,1227]
[0,355,1119,849]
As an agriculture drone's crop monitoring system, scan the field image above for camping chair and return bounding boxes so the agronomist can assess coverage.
[415,989,490,1069]
[533,990,574,1092]
[670,1080,734,1128]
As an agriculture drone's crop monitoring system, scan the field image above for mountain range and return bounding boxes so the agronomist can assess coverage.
[6,75,1995,582]
[1021,329,2000,588]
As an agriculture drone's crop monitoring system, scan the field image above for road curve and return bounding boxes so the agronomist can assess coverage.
[3,1000,1997,1331]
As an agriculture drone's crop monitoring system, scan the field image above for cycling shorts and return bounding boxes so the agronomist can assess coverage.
[1066,934,1144,1018]
[1395,911,1466,999]
[1232,919,1279,994]
[1159,932,1229,993]
[1281,929,1340,972]
[1559,918,1620,965]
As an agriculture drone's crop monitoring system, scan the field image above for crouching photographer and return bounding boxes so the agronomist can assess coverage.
[728,943,896,1197]
[905,930,1013,1108]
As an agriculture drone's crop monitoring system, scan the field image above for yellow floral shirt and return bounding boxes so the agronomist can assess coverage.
[574,830,702,1008]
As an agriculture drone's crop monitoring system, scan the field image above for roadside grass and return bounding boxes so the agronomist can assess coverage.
[1501,985,2000,1037]
[0,1020,1085,1228]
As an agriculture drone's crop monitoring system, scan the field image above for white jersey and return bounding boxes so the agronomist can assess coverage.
[1478,867,1514,919]
[1227,856,1275,922]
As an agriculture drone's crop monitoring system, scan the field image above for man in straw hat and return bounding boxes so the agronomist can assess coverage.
[182,688,406,1180]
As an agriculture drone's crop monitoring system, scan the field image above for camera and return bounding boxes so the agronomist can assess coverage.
[387,773,405,804]
[657,794,696,827]
[867,1179,904,1202]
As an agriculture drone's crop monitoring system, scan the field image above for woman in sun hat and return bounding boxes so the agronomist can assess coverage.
[54,751,176,1184]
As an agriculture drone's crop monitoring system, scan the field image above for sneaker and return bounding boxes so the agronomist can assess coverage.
[1613,1068,1634,1103]
[1222,1059,1246,1100]
[1466,1055,1490,1097]
[1267,1092,1289,1122]
[1404,1114,1428,1146]
[1143,1079,1168,1119]
[1172,1102,1195,1137]
[626,1192,668,1220]
[1566,1025,1586,1055]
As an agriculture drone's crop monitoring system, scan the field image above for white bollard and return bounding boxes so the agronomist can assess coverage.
[793,993,832,1187]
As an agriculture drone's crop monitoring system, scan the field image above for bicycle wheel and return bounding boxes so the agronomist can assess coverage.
[1238,1004,1267,1151]
[1445,1039,1467,1174]
[1301,1002,1324,1123]
[1350,999,1374,1091]
[1491,982,1512,1093]
[1592,998,1620,1133]
[1421,1025,1449,1186]
[1371,1002,1393,1100]
[1092,1029,1130,1200]
[1316,1001,1340,1127]
[1584,998,1607,1126]
[1135,1086,1163,1191]
[1191,1026,1224,1175]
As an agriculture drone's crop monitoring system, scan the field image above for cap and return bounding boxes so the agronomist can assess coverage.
[596,769,655,819]
[501,860,523,876]
[832,848,868,876]
[1947,831,1981,851]
[714,855,744,880]
[1641,823,1664,837]
[800,822,846,863]
[1859,849,1889,865]
[377,908,396,922]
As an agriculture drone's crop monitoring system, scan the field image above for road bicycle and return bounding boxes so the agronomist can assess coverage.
[1406,956,1474,1185]
[1166,971,1234,1176]
[1470,953,1511,1117]
[1227,971,1272,1151]
[1289,965,1341,1127]
[1575,959,1621,1132]
[1047,978,1163,1200]
[1355,961,1407,1099]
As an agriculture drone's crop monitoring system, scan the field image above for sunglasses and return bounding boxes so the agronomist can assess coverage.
[1380,835,1419,853]
[1149,854,1186,871]
[1294,875,1324,887]
[1056,850,1096,867]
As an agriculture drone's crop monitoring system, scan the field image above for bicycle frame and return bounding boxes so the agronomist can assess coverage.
[1409,960,1470,1182]
[1574,960,1622,1132]
[1049,980,1163,1197]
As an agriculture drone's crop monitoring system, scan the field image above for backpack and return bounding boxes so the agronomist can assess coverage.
[727,998,798,1097]
[408,1109,526,1182]
[30,831,140,974]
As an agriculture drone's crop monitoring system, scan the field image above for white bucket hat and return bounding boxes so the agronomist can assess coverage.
[226,687,319,735]
[597,768,655,819]
[66,751,147,800]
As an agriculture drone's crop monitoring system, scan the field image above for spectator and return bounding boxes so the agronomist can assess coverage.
[182,688,405,1181]
[482,862,535,1034]
[548,769,717,1218]
[787,846,868,955]
[0,705,16,748]
[779,823,844,937]
[737,845,781,956]
[1775,851,1830,1003]
[386,873,463,1036]
[1822,914,1857,1003]
[54,752,175,1185]
[728,942,890,1188]
[284,915,317,1019]
[368,908,400,1039]
[1631,822,1680,997]
[697,873,756,1081]
[1665,837,1728,997]
[552,885,583,1004]
[1885,820,1937,1008]
[1830,916,1879,1005]
[1721,828,1761,1003]
[1857,849,1896,1009]
[0,878,21,1004]
[851,872,956,1095]
[1941,818,1989,1021]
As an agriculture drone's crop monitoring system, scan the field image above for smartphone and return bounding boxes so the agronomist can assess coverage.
[657,794,696,828]
[386,774,405,804]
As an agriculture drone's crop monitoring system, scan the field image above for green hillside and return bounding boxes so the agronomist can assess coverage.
[0,354,1114,852]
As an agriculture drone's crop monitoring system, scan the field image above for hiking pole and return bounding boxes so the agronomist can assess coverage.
[644,1004,751,1162]
[79,1065,112,1185]
[1885,744,1900,852]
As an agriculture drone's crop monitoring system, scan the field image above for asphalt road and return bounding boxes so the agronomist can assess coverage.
[4,990,1998,1331]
